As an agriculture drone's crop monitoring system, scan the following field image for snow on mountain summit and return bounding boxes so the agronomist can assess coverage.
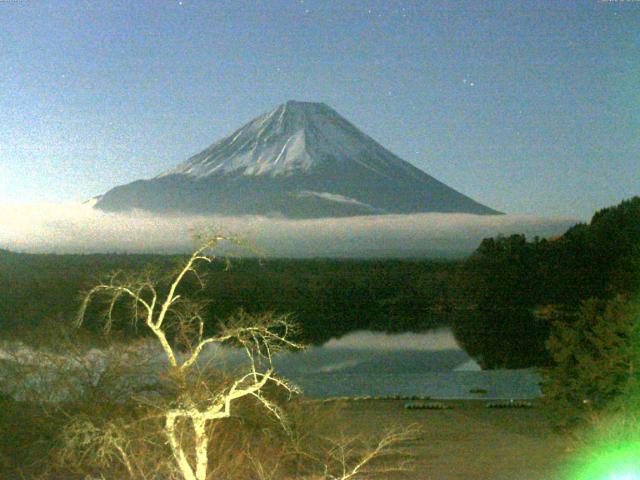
[160,101,417,180]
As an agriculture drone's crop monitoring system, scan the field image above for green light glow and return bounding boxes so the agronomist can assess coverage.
[607,472,640,480]
[567,441,640,480]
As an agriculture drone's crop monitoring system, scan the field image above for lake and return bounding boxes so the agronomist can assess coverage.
[0,329,543,401]
[272,330,542,400]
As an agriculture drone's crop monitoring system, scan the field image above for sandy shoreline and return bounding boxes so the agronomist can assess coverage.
[313,398,572,480]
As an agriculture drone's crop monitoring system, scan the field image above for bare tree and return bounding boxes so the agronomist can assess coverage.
[77,236,302,480]
[321,426,420,480]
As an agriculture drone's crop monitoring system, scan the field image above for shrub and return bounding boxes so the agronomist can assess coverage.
[540,295,640,429]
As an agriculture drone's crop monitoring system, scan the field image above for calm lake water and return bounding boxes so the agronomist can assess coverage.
[1,329,543,401]
[286,370,541,400]
[271,330,542,400]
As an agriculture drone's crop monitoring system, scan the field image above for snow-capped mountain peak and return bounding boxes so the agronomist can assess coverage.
[94,101,501,218]
[160,100,413,180]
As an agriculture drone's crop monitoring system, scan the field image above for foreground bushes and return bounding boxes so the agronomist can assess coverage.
[0,351,418,479]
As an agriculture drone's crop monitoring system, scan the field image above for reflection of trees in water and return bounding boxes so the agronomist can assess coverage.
[452,308,550,369]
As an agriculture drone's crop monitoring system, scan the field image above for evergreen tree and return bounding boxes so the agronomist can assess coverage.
[540,295,639,429]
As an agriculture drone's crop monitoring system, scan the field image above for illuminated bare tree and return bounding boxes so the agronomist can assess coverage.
[77,236,302,480]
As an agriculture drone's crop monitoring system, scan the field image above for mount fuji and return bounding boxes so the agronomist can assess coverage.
[93,101,500,218]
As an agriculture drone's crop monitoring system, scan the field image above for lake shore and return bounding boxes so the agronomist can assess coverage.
[311,398,572,480]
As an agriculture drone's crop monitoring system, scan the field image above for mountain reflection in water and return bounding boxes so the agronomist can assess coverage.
[272,330,541,400]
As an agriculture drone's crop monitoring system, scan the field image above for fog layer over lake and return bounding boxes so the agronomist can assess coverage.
[0,202,576,257]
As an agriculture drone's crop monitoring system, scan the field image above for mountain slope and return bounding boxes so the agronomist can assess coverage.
[94,101,501,217]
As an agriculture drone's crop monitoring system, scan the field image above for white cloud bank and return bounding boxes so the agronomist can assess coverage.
[0,202,578,257]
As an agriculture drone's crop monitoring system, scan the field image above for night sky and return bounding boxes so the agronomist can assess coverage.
[1,0,638,218]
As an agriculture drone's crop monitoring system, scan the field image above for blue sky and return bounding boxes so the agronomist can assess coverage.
[1,0,638,218]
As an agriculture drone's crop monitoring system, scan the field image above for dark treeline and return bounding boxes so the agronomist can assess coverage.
[0,251,459,345]
[2,196,638,364]
[453,196,640,369]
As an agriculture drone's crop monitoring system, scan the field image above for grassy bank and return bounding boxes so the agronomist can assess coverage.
[316,398,571,480]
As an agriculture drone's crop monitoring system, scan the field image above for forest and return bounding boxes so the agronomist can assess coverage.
[1,196,638,369]
[455,196,640,368]
[0,252,458,344]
